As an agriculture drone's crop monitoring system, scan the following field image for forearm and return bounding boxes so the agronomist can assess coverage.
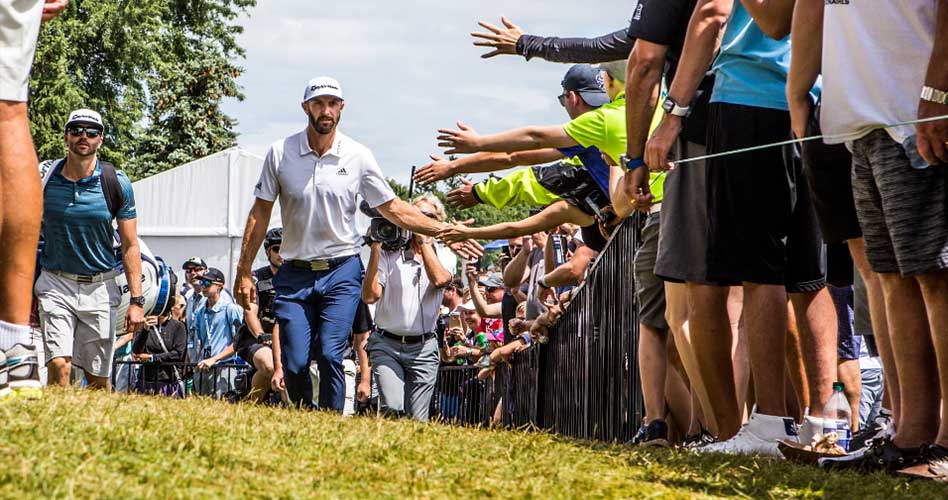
[517,29,634,63]
[271,324,282,371]
[353,332,370,375]
[502,248,530,288]
[739,0,795,40]
[543,261,583,288]
[114,333,133,351]
[924,0,948,90]
[419,243,452,288]
[610,166,635,218]
[121,242,143,297]
[625,42,667,157]
[237,200,273,274]
[667,0,734,106]
[452,149,563,175]
[361,247,383,304]
[244,313,265,335]
[476,126,576,154]
[379,198,445,237]
[210,344,235,362]
[786,0,822,103]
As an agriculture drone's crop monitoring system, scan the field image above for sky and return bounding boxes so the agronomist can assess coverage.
[221,1,622,186]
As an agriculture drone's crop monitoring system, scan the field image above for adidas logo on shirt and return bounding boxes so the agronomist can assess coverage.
[336,167,348,176]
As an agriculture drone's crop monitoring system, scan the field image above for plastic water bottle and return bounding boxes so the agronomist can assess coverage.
[822,382,852,451]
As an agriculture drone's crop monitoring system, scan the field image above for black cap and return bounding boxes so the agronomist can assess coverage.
[202,268,225,285]
[561,64,609,107]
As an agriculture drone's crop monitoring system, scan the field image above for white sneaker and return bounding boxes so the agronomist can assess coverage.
[696,409,798,457]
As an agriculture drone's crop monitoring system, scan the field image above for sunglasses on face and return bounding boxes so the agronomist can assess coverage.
[269,245,281,253]
[421,211,439,221]
[557,92,569,107]
[67,126,103,138]
[198,279,219,287]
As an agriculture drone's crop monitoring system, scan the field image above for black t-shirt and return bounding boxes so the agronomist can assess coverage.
[627,0,712,146]
[253,265,277,332]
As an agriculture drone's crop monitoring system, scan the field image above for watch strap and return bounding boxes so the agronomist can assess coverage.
[921,86,948,105]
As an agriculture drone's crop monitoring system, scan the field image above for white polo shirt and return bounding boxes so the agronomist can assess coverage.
[373,247,453,336]
[255,129,396,261]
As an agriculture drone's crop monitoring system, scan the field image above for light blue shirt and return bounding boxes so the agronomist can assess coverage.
[194,298,243,360]
[41,160,136,274]
[710,3,820,111]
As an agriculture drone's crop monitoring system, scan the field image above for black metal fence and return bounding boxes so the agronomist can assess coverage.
[110,217,644,442]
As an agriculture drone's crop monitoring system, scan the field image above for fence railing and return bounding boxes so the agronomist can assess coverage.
[110,216,644,442]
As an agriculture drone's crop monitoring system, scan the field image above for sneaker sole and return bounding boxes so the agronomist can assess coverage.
[641,439,670,448]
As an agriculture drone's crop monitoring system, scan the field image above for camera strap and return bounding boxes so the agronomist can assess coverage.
[151,322,183,383]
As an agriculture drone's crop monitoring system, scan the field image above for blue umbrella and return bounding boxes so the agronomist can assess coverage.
[482,239,508,251]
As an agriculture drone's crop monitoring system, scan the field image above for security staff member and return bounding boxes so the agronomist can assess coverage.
[234,76,482,410]
[361,195,452,421]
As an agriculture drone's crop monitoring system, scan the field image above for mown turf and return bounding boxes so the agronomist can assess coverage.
[0,390,943,499]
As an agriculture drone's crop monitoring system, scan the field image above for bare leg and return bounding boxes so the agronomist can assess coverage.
[837,359,862,431]
[727,286,748,419]
[0,102,42,325]
[915,270,948,448]
[85,373,110,391]
[664,335,693,442]
[744,283,788,417]
[785,302,808,420]
[639,324,668,423]
[47,357,71,387]
[790,288,838,418]
[687,283,740,438]
[877,272,938,449]
[250,346,276,403]
[849,238,898,426]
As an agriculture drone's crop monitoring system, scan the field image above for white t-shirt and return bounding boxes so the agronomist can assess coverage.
[254,130,396,260]
[373,247,453,336]
[821,1,935,145]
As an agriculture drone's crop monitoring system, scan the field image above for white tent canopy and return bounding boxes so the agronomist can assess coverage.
[132,147,280,285]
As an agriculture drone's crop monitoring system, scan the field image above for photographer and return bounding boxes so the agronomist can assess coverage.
[361,195,453,421]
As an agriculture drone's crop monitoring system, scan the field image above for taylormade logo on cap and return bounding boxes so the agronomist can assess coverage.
[65,108,105,131]
[302,76,343,103]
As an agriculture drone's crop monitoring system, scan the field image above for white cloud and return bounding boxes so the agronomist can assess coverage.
[223,1,624,183]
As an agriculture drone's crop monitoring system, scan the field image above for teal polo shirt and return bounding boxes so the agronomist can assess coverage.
[41,160,136,275]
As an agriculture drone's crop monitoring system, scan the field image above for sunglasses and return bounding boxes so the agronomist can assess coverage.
[421,211,439,220]
[557,92,569,107]
[269,245,281,253]
[66,126,103,138]
[198,279,220,287]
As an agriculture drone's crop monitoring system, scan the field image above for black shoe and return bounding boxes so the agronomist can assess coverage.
[819,437,926,473]
[683,428,716,449]
[633,419,669,447]
[849,409,892,451]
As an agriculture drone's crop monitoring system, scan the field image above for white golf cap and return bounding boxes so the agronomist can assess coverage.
[302,76,343,103]
[65,108,105,131]
[457,301,477,311]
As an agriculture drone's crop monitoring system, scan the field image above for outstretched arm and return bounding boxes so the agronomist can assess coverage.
[471,17,634,63]
[440,201,594,243]
[377,198,483,259]
[414,149,564,185]
[437,122,577,156]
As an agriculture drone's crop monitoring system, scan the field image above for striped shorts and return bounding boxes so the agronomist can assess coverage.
[850,130,948,276]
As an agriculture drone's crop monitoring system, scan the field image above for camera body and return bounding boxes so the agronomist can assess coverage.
[359,200,411,252]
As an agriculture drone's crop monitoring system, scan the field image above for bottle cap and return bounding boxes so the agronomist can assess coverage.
[833,382,844,391]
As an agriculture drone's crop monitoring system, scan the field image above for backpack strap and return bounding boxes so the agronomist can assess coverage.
[40,159,65,192]
[99,161,124,220]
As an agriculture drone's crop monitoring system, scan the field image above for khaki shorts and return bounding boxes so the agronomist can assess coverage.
[0,0,44,102]
[633,212,668,331]
[35,270,122,378]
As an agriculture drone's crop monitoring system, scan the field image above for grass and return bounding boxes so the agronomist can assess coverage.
[0,390,943,499]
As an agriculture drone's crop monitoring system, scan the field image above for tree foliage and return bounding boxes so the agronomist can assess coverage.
[28,0,255,180]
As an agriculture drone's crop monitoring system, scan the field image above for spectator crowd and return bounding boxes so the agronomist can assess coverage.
[4,0,948,484]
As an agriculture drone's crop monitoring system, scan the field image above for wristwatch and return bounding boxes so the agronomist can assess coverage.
[129,296,146,307]
[661,96,692,117]
[921,86,948,105]
[619,154,646,171]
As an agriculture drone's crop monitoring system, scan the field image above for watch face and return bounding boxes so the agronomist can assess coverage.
[662,99,674,113]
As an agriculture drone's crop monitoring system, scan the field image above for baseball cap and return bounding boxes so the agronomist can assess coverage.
[201,268,226,285]
[478,272,505,289]
[302,76,343,103]
[457,301,477,311]
[561,65,609,107]
[64,109,105,131]
[182,257,207,270]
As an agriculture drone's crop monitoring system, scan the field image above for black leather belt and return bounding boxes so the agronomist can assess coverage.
[289,255,354,272]
[378,329,436,344]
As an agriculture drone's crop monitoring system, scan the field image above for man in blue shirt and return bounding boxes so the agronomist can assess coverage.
[36,109,144,390]
[645,1,837,456]
[193,268,244,397]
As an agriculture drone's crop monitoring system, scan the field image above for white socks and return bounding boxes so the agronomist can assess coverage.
[0,320,31,351]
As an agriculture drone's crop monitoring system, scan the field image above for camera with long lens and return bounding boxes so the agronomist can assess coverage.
[360,200,411,251]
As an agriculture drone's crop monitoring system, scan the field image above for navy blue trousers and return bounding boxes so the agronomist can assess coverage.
[273,256,363,410]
